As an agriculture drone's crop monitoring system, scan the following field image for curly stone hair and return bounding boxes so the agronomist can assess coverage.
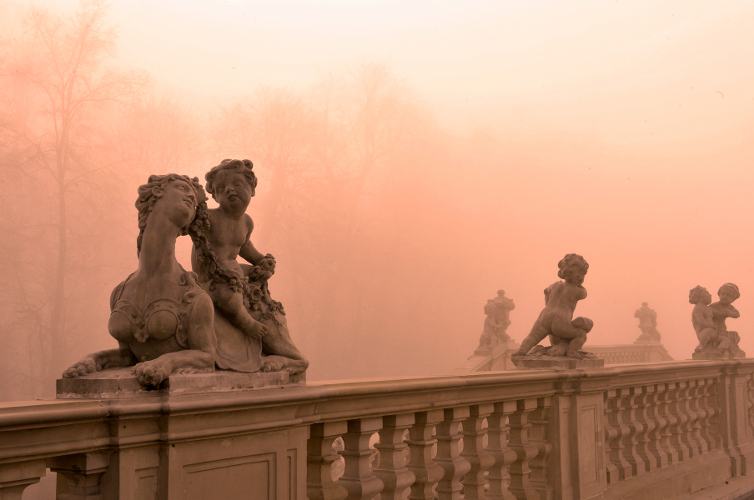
[718,283,741,301]
[204,159,257,200]
[557,253,589,280]
[135,174,206,257]
[689,285,711,304]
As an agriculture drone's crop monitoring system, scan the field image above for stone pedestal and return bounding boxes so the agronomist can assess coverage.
[511,355,604,370]
[57,367,305,399]
[691,350,727,360]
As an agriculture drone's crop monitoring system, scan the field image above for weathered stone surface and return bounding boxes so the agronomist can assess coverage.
[61,167,308,390]
[689,285,745,360]
[691,350,727,361]
[511,355,604,370]
[57,367,304,398]
[709,283,746,358]
[6,361,754,500]
[190,159,309,375]
[513,253,596,361]
[62,174,217,387]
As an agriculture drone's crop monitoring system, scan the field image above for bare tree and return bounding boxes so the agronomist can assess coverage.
[0,0,145,394]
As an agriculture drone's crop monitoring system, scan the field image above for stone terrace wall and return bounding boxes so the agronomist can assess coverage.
[2,360,754,499]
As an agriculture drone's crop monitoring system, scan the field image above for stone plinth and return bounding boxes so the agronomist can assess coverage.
[57,367,305,399]
[511,355,604,370]
[691,350,730,361]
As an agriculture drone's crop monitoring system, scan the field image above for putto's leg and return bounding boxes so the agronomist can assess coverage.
[513,325,549,356]
[211,284,267,339]
[565,334,587,359]
[551,316,589,340]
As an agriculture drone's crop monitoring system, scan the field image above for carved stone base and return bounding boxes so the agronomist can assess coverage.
[511,355,605,370]
[57,367,305,399]
[690,349,745,360]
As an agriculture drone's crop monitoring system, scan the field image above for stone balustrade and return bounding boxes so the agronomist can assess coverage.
[2,360,754,499]
[589,343,674,365]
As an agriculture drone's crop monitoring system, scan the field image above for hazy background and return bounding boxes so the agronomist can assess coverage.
[1,0,753,401]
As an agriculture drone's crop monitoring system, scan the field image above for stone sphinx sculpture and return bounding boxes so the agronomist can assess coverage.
[62,174,217,386]
[691,283,745,359]
[62,163,308,389]
[477,290,515,350]
[512,253,600,365]
[634,302,662,343]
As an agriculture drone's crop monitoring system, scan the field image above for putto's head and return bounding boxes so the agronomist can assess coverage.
[689,285,712,305]
[557,253,589,284]
[718,283,740,303]
[205,159,258,201]
[135,174,206,256]
[484,300,496,315]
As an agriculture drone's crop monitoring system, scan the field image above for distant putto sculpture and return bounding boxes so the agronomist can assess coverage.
[710,283,745,357]
[477,290,515,350]
[513,253,595,359]
[690,284,744,359]
[634,302,661,343]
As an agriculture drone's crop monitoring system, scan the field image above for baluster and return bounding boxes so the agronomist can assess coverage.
[508,398,539,500]
[528,397,552,500]
[603,390,621,484]
[461,404,495,500]
[605,389,632,481]
[373,414,416,500]
[620,387,646,477]
[682,381,700,458]
[748,374,754,436]
[701,378,722,451]
[746,374,754,436]
[435,407,471,500]
[645,383,669,469]
[407,409,445,500]
[685,380,704,457]
[692,380,710,455]
[667,382,691,462]
[487,401,517,500]
[340,418,384,500]
[658,383,680,464]
[633,385,658,472]
[308,422,349,500]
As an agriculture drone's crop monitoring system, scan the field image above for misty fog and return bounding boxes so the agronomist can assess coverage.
[1,0,753,401]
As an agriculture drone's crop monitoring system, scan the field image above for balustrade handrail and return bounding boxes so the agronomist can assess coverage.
[2,359,754,499]
[0,360,749,453]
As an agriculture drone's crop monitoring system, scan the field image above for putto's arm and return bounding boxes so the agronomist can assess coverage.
[239,215,265,265]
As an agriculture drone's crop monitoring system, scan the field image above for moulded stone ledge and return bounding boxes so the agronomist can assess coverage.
[56,367,305,399]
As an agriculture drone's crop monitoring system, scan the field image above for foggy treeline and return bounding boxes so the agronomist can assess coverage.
[2,1,752,401]
[0,0,490,399]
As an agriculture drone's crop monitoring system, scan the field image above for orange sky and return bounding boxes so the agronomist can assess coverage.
[20,0,754,374]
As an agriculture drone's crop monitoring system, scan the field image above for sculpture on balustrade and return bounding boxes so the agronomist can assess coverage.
[710,283,745,357]
[191,159,308,375]
[690,284,744,359]
[62,174,217,386]
[634,302,662,343]
[512,253,602,368]
[477,290,515,350]
[61,161,307,390]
